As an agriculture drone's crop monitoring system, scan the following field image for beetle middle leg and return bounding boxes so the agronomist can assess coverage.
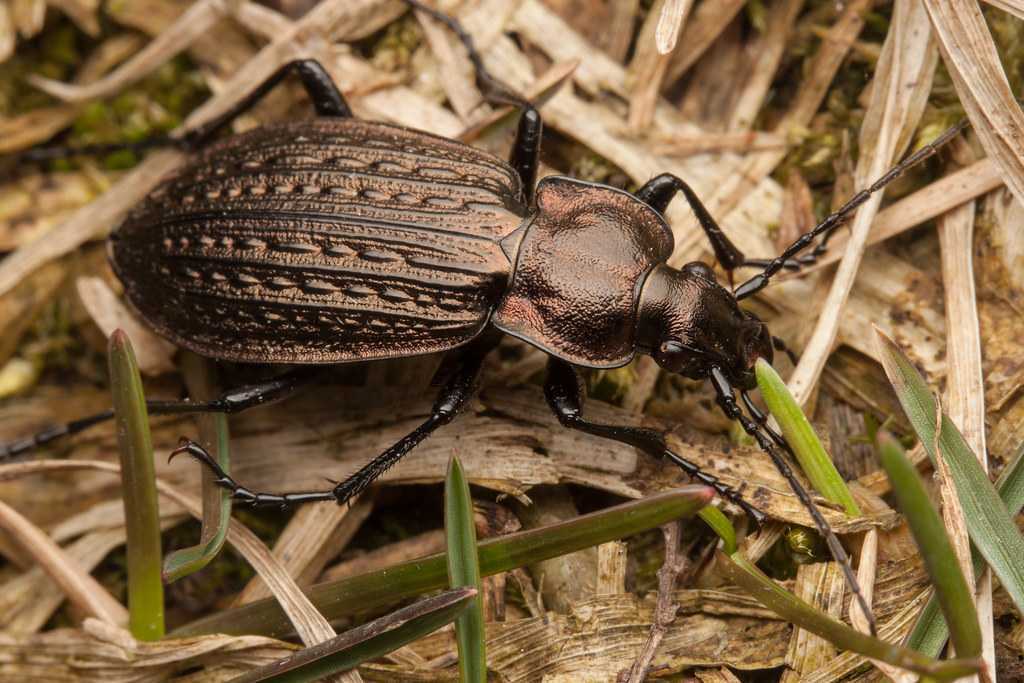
[542,357,764,524]
[402,0,542,203]
[173,337,496,508]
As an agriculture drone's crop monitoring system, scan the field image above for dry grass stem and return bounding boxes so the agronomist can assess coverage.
[0,497,128,627]
[939,185,995,672]
[787,0,937,406]
[924,0,1024,207]
[27,0,228,103]
[235,495,374,605]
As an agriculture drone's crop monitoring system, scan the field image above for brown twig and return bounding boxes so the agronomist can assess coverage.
[620,521,688,683]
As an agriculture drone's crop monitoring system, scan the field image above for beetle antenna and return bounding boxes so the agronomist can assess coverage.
[708,367,878,636]
[771,336,799,366]
[734,117,970,300]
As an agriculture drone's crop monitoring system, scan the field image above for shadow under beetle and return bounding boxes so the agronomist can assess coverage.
[3,0,970,635]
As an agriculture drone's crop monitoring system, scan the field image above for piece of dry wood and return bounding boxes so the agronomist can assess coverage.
[514,485,599,613]
[596,541,628,596]
[0,618,296,681]
[407,591,790,680]
[781,562,842,681]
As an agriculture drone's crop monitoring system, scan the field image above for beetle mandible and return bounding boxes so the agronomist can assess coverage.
[3,0,968,634]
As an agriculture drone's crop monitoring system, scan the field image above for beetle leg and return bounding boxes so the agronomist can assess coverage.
[542,357,764,524]
[634,173,747,277]
[509,108,542,205]
[0,369,318,462]
[401,1,542,203]
[181,59,351,149]
[15,59,351,166]
[708,365,878,635]
[168,340,492,508]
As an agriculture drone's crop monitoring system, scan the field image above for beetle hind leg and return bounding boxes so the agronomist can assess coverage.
[543,357,765,524]
[14,59,351,168]
[0,369,317,462]
[168,338,493,508]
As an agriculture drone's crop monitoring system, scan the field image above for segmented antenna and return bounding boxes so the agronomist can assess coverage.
[734,118,971,300]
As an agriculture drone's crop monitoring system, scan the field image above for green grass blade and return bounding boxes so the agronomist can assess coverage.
[164,355,232,581]
[163,413,231,582]
[755,359,860,516]
[445,457,486,682]
[877,432,981,658]
[719,551,981,681]
[874,329,1024,616]
[698,506,736,554]
[108,330,164,641]
[230,587,476,683]
[173,485,714,638]
[908,438,1024,655]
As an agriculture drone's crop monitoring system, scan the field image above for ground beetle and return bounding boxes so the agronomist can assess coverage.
[2,0,968,635]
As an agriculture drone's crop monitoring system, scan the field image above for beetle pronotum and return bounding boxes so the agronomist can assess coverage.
[2,0,971,636]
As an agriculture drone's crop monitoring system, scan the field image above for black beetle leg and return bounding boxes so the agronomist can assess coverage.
[634,173,747,279]
[182,59,351,150]
[401,1,542,204]
[509,107,542,205]
[542,357,765,524]
[0,368,318,463]
[16,60,351,166]
[169,338,493,508]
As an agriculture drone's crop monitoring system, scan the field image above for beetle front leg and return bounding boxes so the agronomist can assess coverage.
[543,357,764,523]
[509,107,542,205]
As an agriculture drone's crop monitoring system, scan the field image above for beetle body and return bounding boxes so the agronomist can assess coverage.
[110,117,764,384]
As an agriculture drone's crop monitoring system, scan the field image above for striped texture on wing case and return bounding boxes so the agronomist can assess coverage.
[109,119,527,364]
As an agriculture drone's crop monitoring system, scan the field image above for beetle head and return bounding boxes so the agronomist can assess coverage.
[638,262,773,390]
